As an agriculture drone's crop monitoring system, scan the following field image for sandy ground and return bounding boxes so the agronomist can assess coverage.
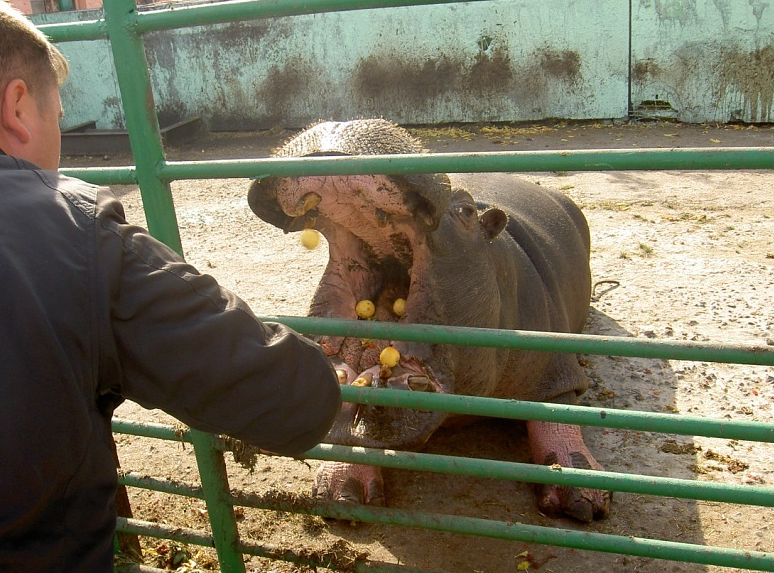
[63,121,774,573]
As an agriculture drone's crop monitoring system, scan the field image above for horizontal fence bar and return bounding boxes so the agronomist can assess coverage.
[134,0,488,33]
[263,316,774,366]
[305,443,774,507]
[113,373,774,444]
[58,166,138,186]
[112,418,192,442]
[119,471,204,499]
[114,371,774,444]
[114,415,774,507]
[117,480,774,571]
[39,0,485,42]
[230,491,774,571]
[336,386,774,442]
[156,147,774,181]
[116,517,448,573]
[37,18,106,42]
[58,147,774,187]
[117,516,214,548]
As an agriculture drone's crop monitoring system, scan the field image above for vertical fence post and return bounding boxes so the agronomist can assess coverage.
[188,430,247,573]
[102,0,245,568]
[102,0,183,255]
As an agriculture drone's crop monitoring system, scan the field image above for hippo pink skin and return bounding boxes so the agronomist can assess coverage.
[248,119,611,522]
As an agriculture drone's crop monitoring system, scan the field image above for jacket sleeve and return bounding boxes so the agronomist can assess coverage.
[93,187,341,457]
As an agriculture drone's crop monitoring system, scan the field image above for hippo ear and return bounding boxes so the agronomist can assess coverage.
[480,208,508,242]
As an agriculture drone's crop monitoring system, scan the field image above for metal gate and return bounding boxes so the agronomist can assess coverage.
[40,1,774,571]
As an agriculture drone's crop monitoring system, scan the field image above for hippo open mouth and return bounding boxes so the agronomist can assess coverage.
[248,120,454,450]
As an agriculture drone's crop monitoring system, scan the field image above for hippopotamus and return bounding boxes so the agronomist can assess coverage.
[247,119,610,522]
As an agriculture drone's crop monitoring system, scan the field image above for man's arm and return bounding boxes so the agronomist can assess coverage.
[93,187,341,456]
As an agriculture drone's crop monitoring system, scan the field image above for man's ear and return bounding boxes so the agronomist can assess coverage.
[0,79,33,147]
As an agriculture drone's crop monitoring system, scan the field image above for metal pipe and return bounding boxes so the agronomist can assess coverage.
[263,316,774,367]
[114,417,774,508]
[118,471,204,499]
[133,0,490,33]
[116,517,214,548]
[231,491,774,571]
[338,386,774,442]
[58,166,138,186]
[188,430,246,573]
[37,19,106,42]
[112,418,192,442]
[116,517,448,573]
[61,145,774,187]
[103,0,184,255]
[304,443,774,507]
[158,147,774,181]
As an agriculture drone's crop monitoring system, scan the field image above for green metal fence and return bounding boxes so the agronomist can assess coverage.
[39,1,774,572]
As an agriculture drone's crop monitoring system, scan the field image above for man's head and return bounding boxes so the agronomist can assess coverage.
[0,1,69,169]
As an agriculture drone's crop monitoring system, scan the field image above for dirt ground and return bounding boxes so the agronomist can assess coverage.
[62,120,774,573]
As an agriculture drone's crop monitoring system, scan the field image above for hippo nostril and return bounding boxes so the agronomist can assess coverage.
[408,376,434,392]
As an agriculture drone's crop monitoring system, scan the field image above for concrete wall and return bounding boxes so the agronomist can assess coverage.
[33,0,774,131]
[631,0,774,123]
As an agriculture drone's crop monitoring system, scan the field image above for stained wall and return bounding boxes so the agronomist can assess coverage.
[32,0,774,131]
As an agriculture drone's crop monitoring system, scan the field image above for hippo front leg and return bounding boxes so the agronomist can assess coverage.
[313,462,385,507]
[526,420,611,522]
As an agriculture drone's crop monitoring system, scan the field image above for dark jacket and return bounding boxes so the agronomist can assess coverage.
[0,153,341,572]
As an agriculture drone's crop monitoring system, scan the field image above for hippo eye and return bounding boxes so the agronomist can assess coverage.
[455,204,477,221]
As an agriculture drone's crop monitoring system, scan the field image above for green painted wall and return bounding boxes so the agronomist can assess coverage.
[34,0,774,131]
[631,0,774,123]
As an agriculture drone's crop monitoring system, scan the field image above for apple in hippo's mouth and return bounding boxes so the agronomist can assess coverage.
[265,175,452,449]
[246,120,457,449]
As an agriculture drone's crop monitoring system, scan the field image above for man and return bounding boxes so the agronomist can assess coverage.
[0,3,341,571]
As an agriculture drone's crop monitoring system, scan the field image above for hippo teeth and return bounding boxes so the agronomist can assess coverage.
[335,369,348,385]
[285,192,322,232]
[407,376,434,392]
[293,192,322,216]
[352,372,374,387]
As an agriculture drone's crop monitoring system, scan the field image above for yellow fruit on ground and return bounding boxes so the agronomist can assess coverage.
[299,229,320,249]
[380,346,400,367]
[355,299,375,319]
[392,298,406,317]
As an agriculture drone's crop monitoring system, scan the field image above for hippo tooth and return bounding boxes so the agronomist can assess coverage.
[352,372,374,387]
[407,376,434,392]
[335,369,348,385]
[293,192,322,216]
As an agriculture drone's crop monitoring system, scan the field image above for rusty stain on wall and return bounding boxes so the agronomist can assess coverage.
[716,45,774,122]
[260,59,318,125]
[539,49,582,82]
[351,45,582,119]
[631,59,661,84]
[465,47,513,93]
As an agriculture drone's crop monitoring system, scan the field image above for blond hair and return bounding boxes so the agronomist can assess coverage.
[0,1,69,99]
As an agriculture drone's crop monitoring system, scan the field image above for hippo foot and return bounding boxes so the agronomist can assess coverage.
[527,421,611,522]
[313,462,385,506]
